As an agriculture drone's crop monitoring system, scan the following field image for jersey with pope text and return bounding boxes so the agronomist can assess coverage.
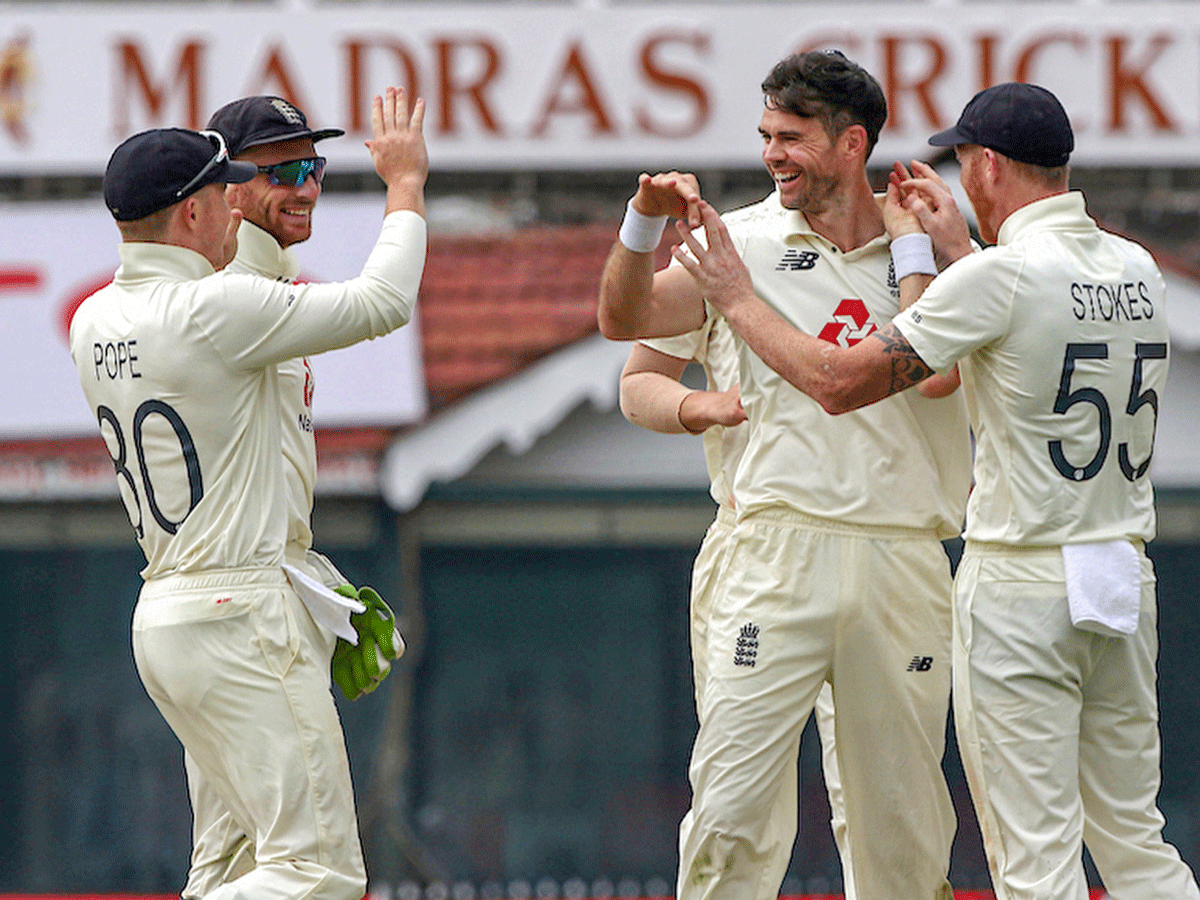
[895,191,1167,545]
[717,190,971,537]
[69,210,426,580]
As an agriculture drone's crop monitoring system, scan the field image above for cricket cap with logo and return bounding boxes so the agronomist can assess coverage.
[103,127,258,222]
[205,95,345,157]
[928,82,1074,167]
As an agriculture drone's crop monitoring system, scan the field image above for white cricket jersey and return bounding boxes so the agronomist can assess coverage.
[69,210,426,579]
[896,192,1167,545]
[225,220,318,559]
[641,312,745,509]
[717,190,972,537]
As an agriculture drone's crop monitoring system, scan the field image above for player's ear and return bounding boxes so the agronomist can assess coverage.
[839,123,868,162]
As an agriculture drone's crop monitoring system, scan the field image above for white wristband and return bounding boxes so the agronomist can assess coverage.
[618,200,668,253]
[890,232,937,280]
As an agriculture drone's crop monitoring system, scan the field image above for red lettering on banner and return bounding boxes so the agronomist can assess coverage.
[252,44,312,116]
[0,267,41,292]
[1107,34,1176,131]
[880,35,947,132]
[115,40,204,132]
[635,31,711,139]
[975,33,1000,91]
[344,39,420,133]
[100,23,1199,155]
[530,41,615,137]
[435,37,503,135]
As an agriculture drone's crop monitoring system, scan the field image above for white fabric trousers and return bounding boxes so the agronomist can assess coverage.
[677,508,956,900]
[953,543,1200,900]
[133,567,366,900]
[684,507,854,900]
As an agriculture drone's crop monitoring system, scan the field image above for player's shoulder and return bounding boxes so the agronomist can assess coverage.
[718,194,778,230]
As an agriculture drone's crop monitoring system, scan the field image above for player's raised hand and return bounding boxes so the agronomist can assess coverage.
[671,200,756,316]
[898,159,973,266]
[633,170,704,228]
[366,86,428,215]
[883,161,924,239]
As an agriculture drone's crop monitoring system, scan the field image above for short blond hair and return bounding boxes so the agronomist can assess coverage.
[116,203,177,242]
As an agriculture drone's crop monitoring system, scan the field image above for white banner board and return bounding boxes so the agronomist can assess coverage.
[0,196,426,439]
[1,3,1200,172]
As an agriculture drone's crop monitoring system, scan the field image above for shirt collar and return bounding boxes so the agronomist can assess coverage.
[114,241,216,283]
[769,189,890,258]
[231,219,300,281]
[996,190,1091,245]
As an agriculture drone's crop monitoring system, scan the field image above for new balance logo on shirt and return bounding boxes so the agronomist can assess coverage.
[776,250,820,271]
[907,656,934,672]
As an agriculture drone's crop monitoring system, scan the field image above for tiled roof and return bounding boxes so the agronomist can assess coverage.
[419,224,622,410]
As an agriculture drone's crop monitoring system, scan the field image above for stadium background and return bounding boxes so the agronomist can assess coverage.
[1,1,1198,898]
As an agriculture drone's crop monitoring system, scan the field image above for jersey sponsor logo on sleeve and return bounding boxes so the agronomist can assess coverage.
[817,298,877,347]
[775,249,820,271]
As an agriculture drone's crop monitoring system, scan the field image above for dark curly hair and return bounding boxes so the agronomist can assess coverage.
[761,50,888,158]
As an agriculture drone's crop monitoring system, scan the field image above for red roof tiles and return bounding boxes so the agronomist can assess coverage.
[419,224,619,409]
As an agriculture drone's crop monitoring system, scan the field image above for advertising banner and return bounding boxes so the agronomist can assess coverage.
[0,3,1198,172]
[0,196,426,439]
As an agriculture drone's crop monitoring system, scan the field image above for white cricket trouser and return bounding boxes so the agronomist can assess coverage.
[953,543,1200,900]
[133,566,367,900]
[685,506,855,900]
[677,508,955,900]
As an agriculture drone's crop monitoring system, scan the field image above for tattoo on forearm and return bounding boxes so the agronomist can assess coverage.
[874,324,934,394]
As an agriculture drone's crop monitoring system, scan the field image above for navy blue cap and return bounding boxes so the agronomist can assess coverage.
[929,82,1073,167]
[206,95,344,157]
[103,128,257,221]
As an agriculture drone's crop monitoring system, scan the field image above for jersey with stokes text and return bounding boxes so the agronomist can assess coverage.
[641,310,745,509]
[896,191,1167,545]
[718,190,971,537]
[69,211,425,579]
[225,220,318,559]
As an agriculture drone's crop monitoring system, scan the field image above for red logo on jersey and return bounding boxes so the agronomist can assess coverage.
[817,299,877,347]
[302,358,314,408]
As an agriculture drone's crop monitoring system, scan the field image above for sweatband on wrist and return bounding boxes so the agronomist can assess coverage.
[890,233,937,280]
[619,200,668,253]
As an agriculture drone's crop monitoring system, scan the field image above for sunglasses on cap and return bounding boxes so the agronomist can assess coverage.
[257,157,327,187]
[175,129,230,200]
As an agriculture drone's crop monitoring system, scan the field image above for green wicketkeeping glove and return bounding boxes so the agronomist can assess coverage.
[331,585,405,700]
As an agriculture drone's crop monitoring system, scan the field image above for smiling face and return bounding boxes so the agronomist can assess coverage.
[225,136,321,248]
[759,105,844,215]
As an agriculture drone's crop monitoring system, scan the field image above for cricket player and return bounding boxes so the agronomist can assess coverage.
[598,50,971,899]
[177,94,402,897]
[674,81,1200,900]
[69,87,427,900]
[619,322,856,899]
